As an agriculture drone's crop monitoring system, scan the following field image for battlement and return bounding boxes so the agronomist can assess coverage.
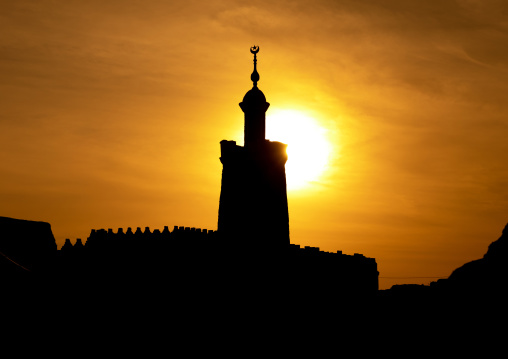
[219,140,244,165]
[61,228,375,268]
[60,225,216,250]
[56,226,377,295]
[220,139,287,165]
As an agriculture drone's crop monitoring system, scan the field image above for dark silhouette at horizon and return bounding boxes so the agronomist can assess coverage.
[2,48,506,346]
[0,47,378,307]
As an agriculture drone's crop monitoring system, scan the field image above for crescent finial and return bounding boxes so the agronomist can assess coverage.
[250,46,260,87]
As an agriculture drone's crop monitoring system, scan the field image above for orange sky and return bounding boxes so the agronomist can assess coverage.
[1,0,508,289]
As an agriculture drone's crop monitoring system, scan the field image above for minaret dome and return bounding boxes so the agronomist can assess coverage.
[240,46,270,147]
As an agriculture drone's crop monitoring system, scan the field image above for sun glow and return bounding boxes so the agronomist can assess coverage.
[266,109,332,191]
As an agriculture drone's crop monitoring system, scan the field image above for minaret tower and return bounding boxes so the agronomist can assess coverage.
[218,46,290,249]
[240,46,270,148]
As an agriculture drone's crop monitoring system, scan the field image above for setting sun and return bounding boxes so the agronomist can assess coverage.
[266,109,333,190]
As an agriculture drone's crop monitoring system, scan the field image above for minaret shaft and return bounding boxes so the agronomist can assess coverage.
[240,45,269,148]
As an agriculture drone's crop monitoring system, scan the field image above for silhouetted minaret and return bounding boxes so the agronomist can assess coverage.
[218,46,289,249]
[240,46,270,148]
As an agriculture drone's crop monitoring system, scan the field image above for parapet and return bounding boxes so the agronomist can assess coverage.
[83,224,216,248]
[59,225,378,295]
[61,238,74,251]
[61,238,84,252]
[263,140,288,164]
[220,140,244,164]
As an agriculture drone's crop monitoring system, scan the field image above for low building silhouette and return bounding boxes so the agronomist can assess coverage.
[0,216,56,275]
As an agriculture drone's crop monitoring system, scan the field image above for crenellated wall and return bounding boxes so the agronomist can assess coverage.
[61,225,216,253]
[58,226,378,295]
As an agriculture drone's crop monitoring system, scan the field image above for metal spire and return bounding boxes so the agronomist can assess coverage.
[250,45,260,87]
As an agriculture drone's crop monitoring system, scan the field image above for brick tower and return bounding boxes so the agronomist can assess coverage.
[218,46,289,249]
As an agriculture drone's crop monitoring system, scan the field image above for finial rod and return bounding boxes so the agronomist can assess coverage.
[250,45,260,87]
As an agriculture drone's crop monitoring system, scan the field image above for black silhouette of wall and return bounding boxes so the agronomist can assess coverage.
[57,227,378,298]
[57,225,220,286]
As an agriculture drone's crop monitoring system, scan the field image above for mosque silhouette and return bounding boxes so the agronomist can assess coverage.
[1,47,378,301]
[3,48,507,349]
